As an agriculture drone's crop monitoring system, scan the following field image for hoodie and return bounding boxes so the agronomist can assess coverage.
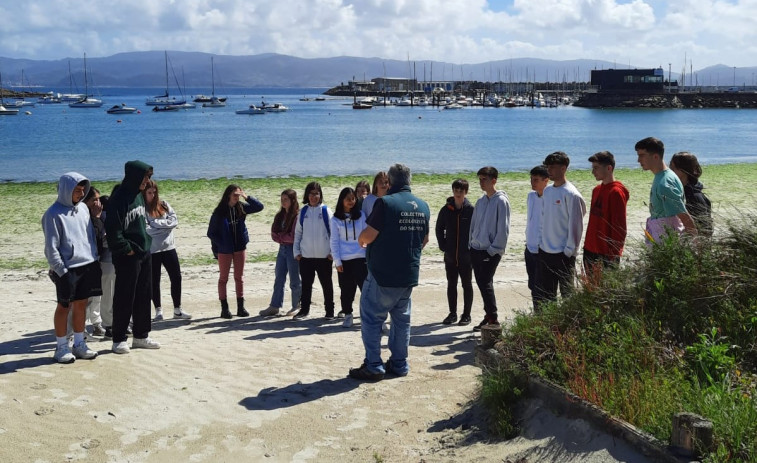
[684,181,713,237]
[435,196,473,266]
[42,172,98,276]
[330,211,367,267]
[584,181,630,258]
[105,160,153,257]
[469,190,510,256]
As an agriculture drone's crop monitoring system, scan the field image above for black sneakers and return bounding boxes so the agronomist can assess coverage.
[442,313,458,325]
[458,314,472,326]
[348,364,384,381]
[473,317,500,332]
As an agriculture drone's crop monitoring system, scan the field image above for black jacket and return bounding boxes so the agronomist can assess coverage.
[435,196,473,266]
[684,182,713,237]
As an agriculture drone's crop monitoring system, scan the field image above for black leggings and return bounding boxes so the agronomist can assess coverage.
[151,249,182,309]
[299,257,334,314]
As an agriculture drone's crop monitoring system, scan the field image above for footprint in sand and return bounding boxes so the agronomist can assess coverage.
[34,406,54,416]
[30,383,47,390]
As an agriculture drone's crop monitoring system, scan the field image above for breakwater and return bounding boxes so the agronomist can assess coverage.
[574,92,757,109]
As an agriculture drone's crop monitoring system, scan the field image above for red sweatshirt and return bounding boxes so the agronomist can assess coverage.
[584,181,629,257]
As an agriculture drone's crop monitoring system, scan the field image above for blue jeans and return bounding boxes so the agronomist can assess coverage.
[270,244,301,309]
[359,272,413,375]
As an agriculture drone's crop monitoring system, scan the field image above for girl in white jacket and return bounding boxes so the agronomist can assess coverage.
[293,182,334,320]
[143,180,191,321]
[330,187,368,328]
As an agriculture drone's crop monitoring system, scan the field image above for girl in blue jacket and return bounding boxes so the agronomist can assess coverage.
[207,184,264,319]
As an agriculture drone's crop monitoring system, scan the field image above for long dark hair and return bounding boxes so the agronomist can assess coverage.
[214,184,245,218]
[273,189,299,232]
[670,151,703,185]
[334,187,361,220]
[143,179,167,218]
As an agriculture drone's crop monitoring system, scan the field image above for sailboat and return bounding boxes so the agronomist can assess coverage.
[3,70,36,108]
[146,51,186,106]
[0,71,20,115]
[201,57,226,108]
[69,53,103,108]
[60,60,86,102]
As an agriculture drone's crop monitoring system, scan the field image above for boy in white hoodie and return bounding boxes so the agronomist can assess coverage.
[42,172,102,363]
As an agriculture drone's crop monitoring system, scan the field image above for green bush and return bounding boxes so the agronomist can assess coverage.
[484,217,757,462]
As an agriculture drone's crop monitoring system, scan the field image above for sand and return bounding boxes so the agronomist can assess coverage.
[0,184,661,463]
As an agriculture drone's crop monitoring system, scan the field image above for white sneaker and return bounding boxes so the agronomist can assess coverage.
[112,341,130,354]
[342,314,353,328]
[54,345,75,364]
[382,322,390,334]
[132,337,161,349]
[154,308,164,321]
[259,306,280,317]
[173,309,192,320]
[337,311,346,319]
[72,341,98,360]
[285,307,299,316]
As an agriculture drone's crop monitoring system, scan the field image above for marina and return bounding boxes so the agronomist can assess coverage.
[1,87,756,183]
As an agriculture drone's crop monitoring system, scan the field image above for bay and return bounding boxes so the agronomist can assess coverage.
[1,87,756,182]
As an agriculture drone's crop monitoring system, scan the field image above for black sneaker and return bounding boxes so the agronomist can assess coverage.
[442,313,458,325]
[324,312,335,320]
[293,310,310,320]
[473,318,499,332]
[458,314,472,326]
[103,327,113,340]
[348,364,384,381]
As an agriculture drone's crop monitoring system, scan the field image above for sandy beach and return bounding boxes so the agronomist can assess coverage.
[1,166,747,462]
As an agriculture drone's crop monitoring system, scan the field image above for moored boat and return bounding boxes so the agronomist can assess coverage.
[68,53,103,108]
[152,105,180,112]
[146,51,186,106]
[0,104,20,115]
[235,104,265,115]
[106,104,137,114]
[263,102,288,112]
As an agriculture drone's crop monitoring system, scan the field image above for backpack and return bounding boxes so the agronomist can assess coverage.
[299,205,330,235]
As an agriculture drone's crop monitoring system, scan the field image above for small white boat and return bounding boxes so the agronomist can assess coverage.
[443,102,464,110]
[69,97,103,108]
[60,93,86,102]
[202,96,226,108]
[176,102,196,109]
[106,104,137,114]
[37,93,62,104]
[235,104,265,115]
[3,99,35,108]
[262,102,288,112]
[0,104,20,115]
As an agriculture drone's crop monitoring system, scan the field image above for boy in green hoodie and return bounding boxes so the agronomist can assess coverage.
[105,160,161,354]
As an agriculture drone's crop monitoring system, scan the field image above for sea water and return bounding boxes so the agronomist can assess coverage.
[1,87,756,182]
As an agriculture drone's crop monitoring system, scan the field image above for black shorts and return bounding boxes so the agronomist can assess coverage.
[49,262,103,307]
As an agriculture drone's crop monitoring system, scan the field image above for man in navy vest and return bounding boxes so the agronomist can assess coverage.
[349,164,430,381]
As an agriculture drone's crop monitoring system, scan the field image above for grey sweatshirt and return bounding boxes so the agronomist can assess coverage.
[469,190,511,256]
[42,172,98,276]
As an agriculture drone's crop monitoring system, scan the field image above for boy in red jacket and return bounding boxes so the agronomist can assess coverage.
[583,151,629,277]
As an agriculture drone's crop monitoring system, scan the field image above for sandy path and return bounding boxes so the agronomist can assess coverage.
[0,243,653,462]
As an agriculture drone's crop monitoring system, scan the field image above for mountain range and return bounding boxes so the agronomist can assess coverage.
[1,51,755,89]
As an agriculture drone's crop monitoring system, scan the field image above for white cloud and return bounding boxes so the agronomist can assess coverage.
[0,0,755,69]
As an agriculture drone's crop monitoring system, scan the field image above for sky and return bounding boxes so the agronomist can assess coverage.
[0,0,755,70]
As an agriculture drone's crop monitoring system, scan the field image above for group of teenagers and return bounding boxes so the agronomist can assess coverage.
[42,137,712,379]
[43,161,189,363]
[436,136,712,333]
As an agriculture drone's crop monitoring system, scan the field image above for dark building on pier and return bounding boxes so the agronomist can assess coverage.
[590,68,670,94]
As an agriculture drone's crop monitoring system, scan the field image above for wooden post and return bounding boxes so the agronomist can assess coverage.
[479,323,502,349]
[671,412,713,458]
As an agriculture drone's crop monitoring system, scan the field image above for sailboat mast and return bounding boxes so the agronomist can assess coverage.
[211,57,215,97]
[164,51,170,97]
